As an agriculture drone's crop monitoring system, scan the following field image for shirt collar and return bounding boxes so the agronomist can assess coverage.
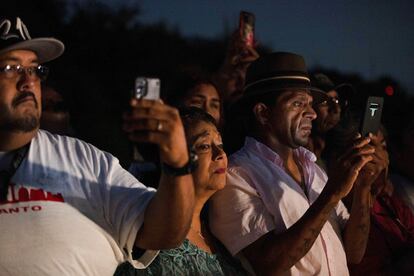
[244,137,317,166]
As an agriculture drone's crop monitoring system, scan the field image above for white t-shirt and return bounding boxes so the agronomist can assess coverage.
[0,130,157,276]
[210,137,350,276]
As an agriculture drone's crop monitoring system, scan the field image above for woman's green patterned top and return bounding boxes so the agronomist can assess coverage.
[114,239,246,276]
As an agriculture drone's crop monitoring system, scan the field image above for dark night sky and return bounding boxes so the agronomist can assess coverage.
[99,0,414,93]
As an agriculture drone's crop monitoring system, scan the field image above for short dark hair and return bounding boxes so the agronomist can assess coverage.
[242,91,283,136]
[167,73,220,108]
[179,106,217,137]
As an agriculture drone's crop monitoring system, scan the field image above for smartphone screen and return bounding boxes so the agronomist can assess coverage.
[360,96,384,137]
[239,11,255,48]
[134,77,160,100]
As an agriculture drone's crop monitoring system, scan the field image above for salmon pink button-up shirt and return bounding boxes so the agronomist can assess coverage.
[210,137,350,276]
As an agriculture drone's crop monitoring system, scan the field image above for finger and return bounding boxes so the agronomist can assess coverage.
[125,105,180,122]
[372,150,388,164]
[123,119,170,133]
[338,137,372,162]
[364,151,389,176]
[128,99,172,115]
[368,133,382,147]
[352,136,372,149]
[351,155,374,175]
[130,98,164,108]
[341,144,375,164]
[348,151,375,168]
[369,140,389,167]
[343,151,374,171]
[356,144,376,155]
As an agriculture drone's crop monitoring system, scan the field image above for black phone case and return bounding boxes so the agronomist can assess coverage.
[360,96,384,137]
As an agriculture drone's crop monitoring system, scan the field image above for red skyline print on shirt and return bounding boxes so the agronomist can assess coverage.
[0,183,64,204]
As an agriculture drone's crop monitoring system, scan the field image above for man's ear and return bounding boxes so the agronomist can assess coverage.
[253,102,270,126]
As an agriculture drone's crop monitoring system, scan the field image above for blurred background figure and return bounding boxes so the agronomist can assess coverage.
[214,30,259,104]
[40,84,74,136]
[387,97,414,214]
[116,107,246,276]
[168,72,223,126]
[215,30,260,155]
[307,73,354,170]
[325,111,414,276]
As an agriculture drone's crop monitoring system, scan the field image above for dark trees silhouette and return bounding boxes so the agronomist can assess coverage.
[3,0,408,166]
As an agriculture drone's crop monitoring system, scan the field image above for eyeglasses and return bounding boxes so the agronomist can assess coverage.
[0,64,49,81]
[317,97,349,109]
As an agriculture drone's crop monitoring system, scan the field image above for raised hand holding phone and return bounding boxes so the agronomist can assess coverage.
[124,77,189,168]
[213,11,259,100]
[239,11,255,48]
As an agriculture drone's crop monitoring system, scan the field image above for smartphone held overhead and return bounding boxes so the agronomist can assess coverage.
[134,77,160,100]
[239,11,255,48]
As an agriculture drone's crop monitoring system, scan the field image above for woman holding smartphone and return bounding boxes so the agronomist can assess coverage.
[115,107,246,275]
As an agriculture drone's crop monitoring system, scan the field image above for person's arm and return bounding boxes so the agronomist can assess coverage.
[213,30,259,102]
[242,136,374,275]
[243,187,343,275]
[342,133,389,263]
[341,182,372,264]
[123,99,195,249]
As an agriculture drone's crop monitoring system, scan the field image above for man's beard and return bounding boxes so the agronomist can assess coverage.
[0,92,40,132]
[293,136,309,148]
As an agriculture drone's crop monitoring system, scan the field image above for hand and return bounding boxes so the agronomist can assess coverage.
[357,133,389,196]
[226,30,259,69]
[123,99,189,167]
[214,30,259,100]
[326,135,375,198]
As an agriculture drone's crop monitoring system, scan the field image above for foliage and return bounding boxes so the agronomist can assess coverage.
[3,0,408,166]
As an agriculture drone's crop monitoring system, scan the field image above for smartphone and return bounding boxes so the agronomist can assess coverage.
[360,96,384,137]
[134,77,160,100]
[239,11,255,48]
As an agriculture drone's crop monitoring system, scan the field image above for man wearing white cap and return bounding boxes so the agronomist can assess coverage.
[0,17,196,275]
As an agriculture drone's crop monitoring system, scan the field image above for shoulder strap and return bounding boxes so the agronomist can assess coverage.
[0,142,30,202]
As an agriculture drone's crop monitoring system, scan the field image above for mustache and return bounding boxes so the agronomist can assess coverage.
[12,91,38,108]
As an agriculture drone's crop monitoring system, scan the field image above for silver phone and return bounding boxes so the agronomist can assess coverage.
[134,77,160,100]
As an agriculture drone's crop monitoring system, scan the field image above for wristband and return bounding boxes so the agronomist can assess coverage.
[161,150,198,176]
